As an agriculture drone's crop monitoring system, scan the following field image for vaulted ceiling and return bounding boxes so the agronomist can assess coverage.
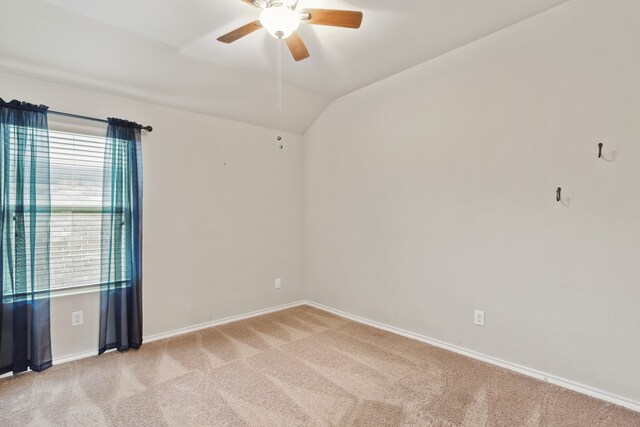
[0,0,569,133]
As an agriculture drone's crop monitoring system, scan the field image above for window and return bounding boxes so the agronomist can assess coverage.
[49,130,106,291]
[1,126,130,296]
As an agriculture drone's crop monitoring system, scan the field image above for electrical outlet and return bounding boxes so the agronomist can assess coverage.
[72,311,84,327]
[275,278,282,289]
[474,309,485,327]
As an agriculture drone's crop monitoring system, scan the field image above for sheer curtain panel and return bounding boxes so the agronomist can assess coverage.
[0,99,52,374]
[99,118,143,354]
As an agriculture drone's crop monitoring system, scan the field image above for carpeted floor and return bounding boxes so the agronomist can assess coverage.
[0,305,638,426]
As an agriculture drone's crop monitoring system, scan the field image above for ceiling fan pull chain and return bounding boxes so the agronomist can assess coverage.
[277,38,284,143]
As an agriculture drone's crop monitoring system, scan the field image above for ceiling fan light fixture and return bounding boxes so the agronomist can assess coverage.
[260,6,300,39]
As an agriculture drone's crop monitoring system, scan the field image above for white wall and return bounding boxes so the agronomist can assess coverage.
[0,70,305,360]
[304,0,640,403]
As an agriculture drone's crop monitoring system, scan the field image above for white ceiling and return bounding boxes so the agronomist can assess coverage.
[0,0,569,133]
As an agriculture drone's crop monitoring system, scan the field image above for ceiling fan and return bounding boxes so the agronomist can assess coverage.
[217,0,363,62]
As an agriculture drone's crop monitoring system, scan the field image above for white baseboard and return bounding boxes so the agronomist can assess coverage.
[1,300,307,378]
[304,300,640,413]
[143,300,306,343]
[57,300,307,364]
[54,349,108,365]
[0,349,106,379]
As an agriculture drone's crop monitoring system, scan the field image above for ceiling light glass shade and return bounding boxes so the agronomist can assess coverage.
[260,6,300,39]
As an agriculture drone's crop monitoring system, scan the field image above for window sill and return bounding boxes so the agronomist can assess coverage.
[4,281,129,300]
[50,284,101,298]
[51,281,129,298]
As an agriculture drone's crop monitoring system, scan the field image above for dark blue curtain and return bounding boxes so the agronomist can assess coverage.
[0,99,52,374]
[99,118,143,354]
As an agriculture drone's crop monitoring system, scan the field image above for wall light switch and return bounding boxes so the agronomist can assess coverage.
[275,278,282,289]
[72,311,84,327]
[474,309,485,327]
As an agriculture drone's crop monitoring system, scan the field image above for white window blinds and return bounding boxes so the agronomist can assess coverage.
[49,130,106,290]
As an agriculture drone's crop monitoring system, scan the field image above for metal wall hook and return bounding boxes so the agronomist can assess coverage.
[598,143,603,159]
[556,187,562,202]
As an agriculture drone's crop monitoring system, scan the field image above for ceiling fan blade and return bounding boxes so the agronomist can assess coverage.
[303,9,363,29]
[285,32,310,62]
[240,0,264,8]
[217,20,262,44]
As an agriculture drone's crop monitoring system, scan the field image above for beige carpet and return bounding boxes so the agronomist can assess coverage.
[0,305,638,426]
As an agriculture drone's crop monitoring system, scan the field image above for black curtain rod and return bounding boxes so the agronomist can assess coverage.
[49,110,153,132]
